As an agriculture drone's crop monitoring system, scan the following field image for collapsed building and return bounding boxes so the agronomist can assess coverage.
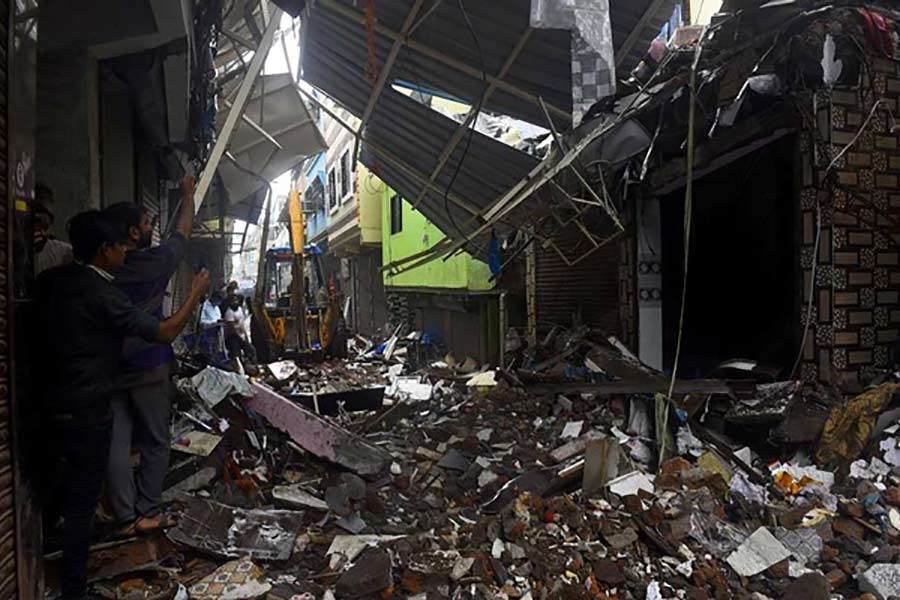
[5,0,900,599]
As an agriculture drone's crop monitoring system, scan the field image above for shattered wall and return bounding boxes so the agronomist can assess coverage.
[799,56,900,386]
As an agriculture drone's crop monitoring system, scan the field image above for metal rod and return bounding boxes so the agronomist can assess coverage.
[411,27,533,209]
[195,3,283,214]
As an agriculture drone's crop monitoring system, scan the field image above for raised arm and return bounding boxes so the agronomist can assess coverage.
[156,268,210,343]
[176,175,196,240]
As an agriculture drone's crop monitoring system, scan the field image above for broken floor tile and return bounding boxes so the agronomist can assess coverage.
[188,558,271,600]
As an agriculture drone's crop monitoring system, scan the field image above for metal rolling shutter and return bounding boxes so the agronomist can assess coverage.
[0,0,17,596]
[534,239,621,338]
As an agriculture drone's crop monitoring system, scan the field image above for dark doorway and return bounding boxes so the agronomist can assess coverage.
[660,136,798,377]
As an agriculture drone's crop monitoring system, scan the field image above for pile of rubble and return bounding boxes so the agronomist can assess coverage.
[49,326,900,600]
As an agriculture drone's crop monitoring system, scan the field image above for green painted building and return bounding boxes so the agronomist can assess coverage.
[367,175,500,363]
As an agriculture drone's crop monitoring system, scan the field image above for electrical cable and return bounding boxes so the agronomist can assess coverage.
[665,34,706,403]
[441,0,488,246]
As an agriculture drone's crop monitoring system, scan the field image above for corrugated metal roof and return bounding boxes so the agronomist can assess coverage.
[303,0,572,129]
[299,0,675,254]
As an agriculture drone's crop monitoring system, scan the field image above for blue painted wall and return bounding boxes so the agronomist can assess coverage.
[304,152,328,241]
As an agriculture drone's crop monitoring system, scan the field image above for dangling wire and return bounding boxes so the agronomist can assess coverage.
[441,0,488,246]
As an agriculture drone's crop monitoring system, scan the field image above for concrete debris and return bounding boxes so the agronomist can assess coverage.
[84,318,900,598]
[326,535,404,566]
[608,471,654,497]
[726,527,792,577]
[335,549,392,599]
[860,564,900,599]
[171,431,222,457]
[271,485,329,511]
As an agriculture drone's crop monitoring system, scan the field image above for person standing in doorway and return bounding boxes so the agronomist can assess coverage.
[33,183,73,275]
[35,210,210,600]
[103,175,196,535]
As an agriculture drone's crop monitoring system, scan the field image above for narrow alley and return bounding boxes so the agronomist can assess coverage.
[7,1,900,599]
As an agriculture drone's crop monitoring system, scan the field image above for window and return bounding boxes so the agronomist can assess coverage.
[328,168,337,210]
[340,150,351,201]
[390,194,403,235]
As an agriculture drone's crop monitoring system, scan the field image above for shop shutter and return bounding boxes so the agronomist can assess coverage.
[0,0,18,597]
[534,238,621,338]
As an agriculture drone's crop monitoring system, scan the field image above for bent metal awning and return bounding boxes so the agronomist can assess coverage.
[298,0,672,263]
[217,73,328,208]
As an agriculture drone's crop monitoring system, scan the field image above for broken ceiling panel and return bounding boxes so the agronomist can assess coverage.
[217,73,327,207]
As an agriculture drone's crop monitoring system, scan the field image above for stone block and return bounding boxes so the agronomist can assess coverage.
[851,311,874,325]
[850,350,873,365]
[878,291,899,305]
[835,291,859,306]
[835,331,859,346]
[838,171,859,186]
[878,329,899,343]
[850,272,874,285]
[877,174,899,189]
[849,231,874,246]
[850,152,873,167]
[876,136,899,150]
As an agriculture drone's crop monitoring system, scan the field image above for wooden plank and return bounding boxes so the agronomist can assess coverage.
[524,379,734,396]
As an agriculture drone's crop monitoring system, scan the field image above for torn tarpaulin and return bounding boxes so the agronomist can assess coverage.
[191,366,254,407]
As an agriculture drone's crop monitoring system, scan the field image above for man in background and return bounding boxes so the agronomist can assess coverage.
[103,175,196,535]
[223,289,256,364]
[33,183,73,275]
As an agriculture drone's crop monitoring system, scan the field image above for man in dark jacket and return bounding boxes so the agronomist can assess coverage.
[103,176,195,534]
[35,210,210,600]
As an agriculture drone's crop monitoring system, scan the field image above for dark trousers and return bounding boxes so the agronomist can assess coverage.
[226,335,257,362]
[108,381,171,522]
[56,417,113,600]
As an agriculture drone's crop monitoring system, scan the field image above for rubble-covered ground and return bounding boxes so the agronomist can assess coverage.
[47,329,900,600]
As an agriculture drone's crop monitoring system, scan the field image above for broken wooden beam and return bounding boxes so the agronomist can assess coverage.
[524,379,734,396]
[246,382,390,477]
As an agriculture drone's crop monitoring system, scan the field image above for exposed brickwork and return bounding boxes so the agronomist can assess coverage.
[800,55,900,386]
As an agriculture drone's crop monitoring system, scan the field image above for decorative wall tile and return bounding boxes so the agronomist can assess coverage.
[833,348,848,369]
[834,308,848,329]
[861,247,877,269]
[861,327,876,347]
[862,287,876,309]
[875,344,889,367]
